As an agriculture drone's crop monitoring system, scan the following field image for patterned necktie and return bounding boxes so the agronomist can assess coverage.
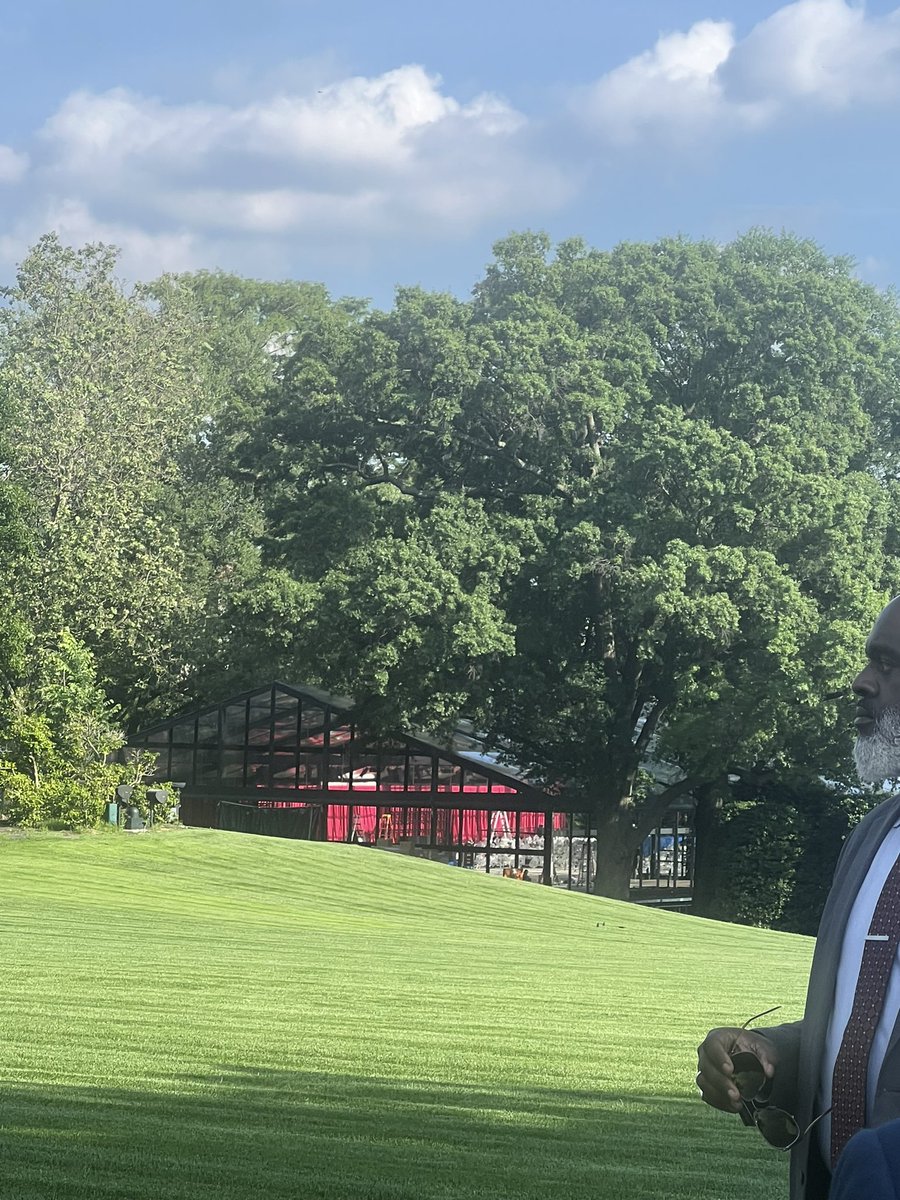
[830,851,900,1166]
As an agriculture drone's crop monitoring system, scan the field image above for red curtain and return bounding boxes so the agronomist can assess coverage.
[326,804,565,843]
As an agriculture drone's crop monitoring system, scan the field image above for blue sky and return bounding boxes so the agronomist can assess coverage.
[1,0,899,304]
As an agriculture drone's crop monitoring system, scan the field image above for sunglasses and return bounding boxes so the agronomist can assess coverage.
[730,1008,830,1151]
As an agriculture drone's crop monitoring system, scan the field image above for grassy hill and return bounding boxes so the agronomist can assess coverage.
[0,827,813,1199]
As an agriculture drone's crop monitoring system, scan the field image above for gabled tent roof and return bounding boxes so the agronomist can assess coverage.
[130,680,548,801]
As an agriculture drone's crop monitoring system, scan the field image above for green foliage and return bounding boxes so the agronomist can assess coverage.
[143,269,365,707]
[2,227,897,907]
[775,787,874,936]
[213,227,900,897]
[0,237,265,721]
[0,300,32,698]
[0,630,145,829]
[296,495,519,732]
[694,778,873,932]
[2,774,110,830]
[698,791,804,928]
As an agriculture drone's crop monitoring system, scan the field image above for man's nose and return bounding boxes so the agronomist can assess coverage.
[853,667,877,696]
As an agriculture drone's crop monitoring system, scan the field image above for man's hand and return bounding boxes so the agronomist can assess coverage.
[696,1027,779,1113]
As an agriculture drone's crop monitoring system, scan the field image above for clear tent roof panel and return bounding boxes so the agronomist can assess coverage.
[128,681,549,802]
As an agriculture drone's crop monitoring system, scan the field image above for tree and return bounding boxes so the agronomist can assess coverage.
[0,271,32,702]
[202,282,521,720]
[0,238,267,722]
[475,232,900,896]
[219,229,900,899]
[690,775,871,932]
[144,270,368,702]
[0,630,146,829]
[0,430,30,707]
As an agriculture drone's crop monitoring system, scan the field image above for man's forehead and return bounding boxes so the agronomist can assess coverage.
[871,599,900,649]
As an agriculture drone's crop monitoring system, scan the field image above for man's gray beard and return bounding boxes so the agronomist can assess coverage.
[854,707,900,783]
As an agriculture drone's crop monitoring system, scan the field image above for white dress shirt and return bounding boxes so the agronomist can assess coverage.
[819,817,900,1160]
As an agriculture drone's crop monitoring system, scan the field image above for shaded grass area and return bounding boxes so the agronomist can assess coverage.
[0,828,814,1199]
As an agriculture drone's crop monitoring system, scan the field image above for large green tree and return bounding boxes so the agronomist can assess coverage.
[143,269,369,702]
[217,230,900,898]
[0,239,267,721]
[0,350,30,704]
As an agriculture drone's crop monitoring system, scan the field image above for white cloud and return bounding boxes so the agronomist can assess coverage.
[580,0,900,148]
[580,20,740,146]
[0,145,28,184]
[0,199,202,281]
[11,6,898,288]
[40,68,460,174]
[35,67,539,231]
[0,63,565,279]
[723,0,900,109]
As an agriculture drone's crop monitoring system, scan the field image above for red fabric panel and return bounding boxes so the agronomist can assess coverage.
[325,805,564,844]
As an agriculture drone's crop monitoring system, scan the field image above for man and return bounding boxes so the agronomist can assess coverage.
[697,596,900,1199]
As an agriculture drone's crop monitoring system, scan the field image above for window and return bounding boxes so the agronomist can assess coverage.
[223,703,248,744]
[297,752,322,789]
[197,710,218,746]
[196,747,220,782]
[300,704,326,747]
[222,749,245,783]
[272,693,299,746]
[463,771,489,794]
[409,756,433,791]
[246,749,271,786]
[171,718,196,745]
[270,752,298,787]
[169,747,194,784]
[247,703,273,747]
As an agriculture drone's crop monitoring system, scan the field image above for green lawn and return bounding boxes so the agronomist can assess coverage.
[0,828,813,1200]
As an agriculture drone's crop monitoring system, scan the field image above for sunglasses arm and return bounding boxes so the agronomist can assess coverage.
[738,1101,757,1128]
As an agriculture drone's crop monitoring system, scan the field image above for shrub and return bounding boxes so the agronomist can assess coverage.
[0,631,159,830]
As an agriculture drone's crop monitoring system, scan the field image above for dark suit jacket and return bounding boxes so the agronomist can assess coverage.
[761,794,900,1200]
[830,1118,900,1200]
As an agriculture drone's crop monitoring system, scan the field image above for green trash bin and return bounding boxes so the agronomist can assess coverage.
[104,801,118,826]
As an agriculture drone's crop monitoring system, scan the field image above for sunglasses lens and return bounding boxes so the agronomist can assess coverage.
[755,1107,800,1149]
[731,1051,767,1099]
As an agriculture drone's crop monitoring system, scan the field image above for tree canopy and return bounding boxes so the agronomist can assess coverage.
[1,227,898,905]
[204,229,900,896]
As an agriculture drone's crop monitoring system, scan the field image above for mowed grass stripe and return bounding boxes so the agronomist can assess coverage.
[0,828,811,1199]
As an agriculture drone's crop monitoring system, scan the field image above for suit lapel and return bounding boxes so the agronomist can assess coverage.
[798,796,900,1118]
[824,799,900,959]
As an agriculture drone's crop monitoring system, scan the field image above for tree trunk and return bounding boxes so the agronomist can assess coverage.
[588,776,705,901]
[690,783,725,918]
[591,806,640,900]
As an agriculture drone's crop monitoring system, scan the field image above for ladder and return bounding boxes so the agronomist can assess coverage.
[489,810,511,843]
